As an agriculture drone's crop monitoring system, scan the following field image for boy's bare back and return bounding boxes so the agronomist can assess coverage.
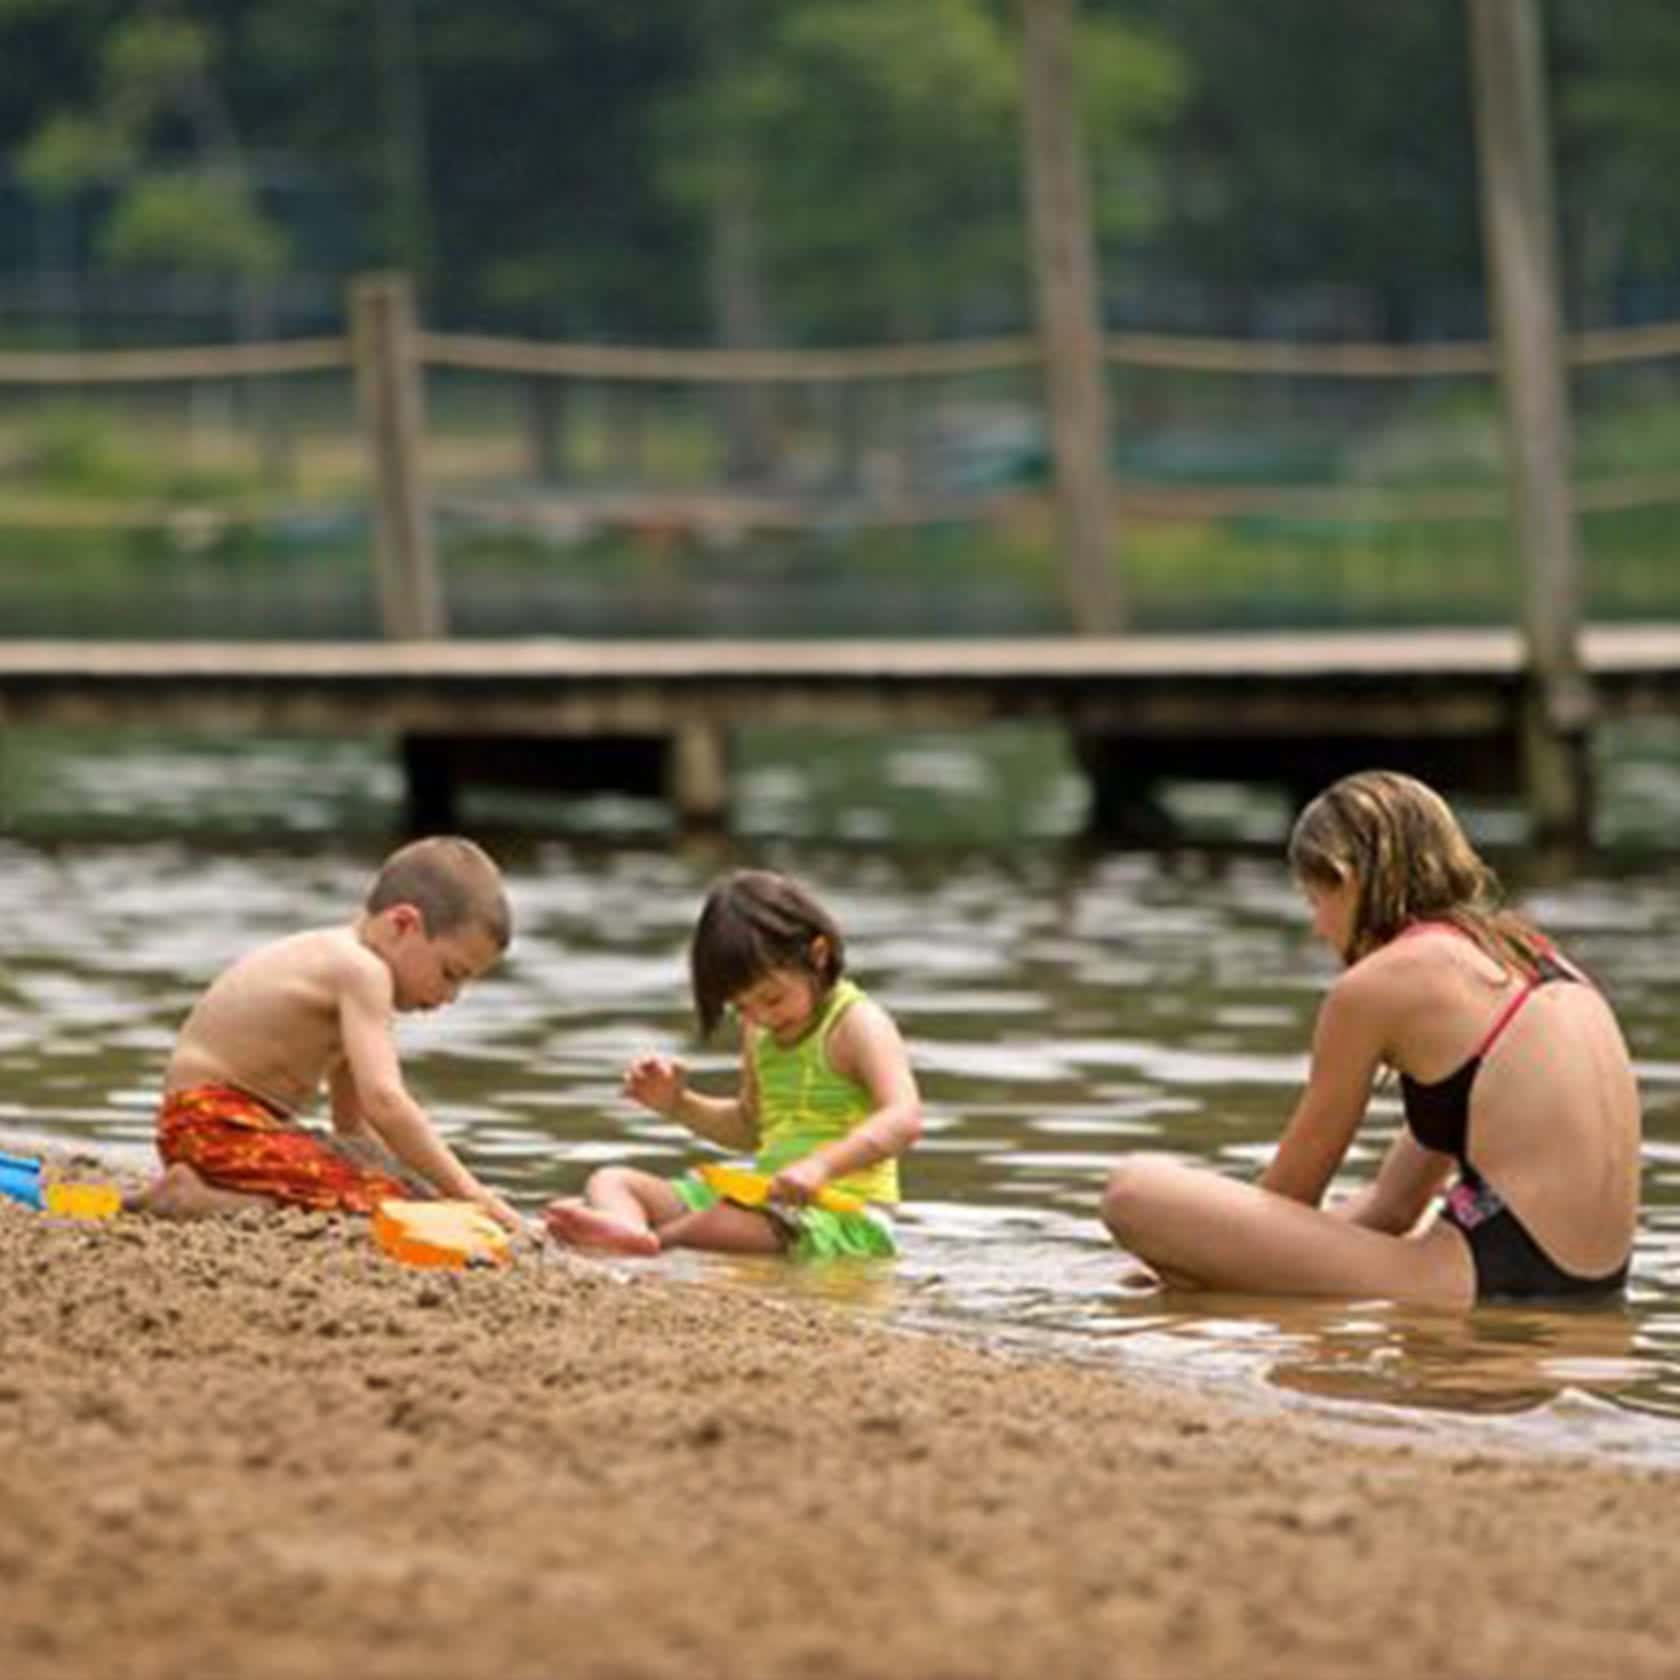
[165,926,386,1117]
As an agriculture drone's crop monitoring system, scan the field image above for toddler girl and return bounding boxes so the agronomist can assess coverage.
[544,869,921,1259]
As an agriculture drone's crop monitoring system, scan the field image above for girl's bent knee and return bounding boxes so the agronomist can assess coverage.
[1100,1153,1183,1243]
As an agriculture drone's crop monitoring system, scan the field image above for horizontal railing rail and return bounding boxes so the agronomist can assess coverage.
[4,316,1680,387]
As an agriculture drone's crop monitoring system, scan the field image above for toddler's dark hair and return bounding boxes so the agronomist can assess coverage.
[690,869,845,1037]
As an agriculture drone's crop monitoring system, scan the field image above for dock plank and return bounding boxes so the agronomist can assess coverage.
[3,627,1677,823]
[3,624,1678,680]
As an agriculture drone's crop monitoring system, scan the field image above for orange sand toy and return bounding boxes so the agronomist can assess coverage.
[373,1200,513,1270]
[696,1162,865,1217]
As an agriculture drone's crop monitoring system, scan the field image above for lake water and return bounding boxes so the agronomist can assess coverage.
[6,721,1680,1466]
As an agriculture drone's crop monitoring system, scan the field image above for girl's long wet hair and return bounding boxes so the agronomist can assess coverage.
[689,869,846,1038]
[1287,770,1550,972]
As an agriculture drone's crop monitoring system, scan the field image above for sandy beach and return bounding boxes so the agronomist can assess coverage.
[2,1192,1676,1680]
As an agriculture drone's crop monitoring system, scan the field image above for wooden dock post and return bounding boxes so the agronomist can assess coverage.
[350,272,447,641]
[401,734,458,832]
[352,271,452,830]
[1020,0,1123,636]
[1466,0,1593,841]
[667,721,730,828]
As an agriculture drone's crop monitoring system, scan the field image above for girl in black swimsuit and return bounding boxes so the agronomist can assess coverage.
[1099,770,1641,1307]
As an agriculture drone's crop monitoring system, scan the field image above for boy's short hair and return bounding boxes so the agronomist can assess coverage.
[366,836,511,950]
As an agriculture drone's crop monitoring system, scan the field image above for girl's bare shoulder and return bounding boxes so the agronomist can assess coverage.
[829,988,899,1037]
[825,990,907,1073]
[1331,928,1447,1002]
[1337,924,1512,1021]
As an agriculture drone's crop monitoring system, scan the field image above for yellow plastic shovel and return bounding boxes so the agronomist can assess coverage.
[696,1162,864,1217]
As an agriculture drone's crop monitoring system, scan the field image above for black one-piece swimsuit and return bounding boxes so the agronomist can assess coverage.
[1397,931,1630,1303]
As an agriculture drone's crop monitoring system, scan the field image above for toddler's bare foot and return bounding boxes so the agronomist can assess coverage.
[543,1199,660,1257]
[125,1163,271,1219]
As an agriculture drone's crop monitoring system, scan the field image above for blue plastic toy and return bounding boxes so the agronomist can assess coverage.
[0,1150,45,1211]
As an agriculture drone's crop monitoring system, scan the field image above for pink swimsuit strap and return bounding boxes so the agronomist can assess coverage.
[1393,918,1539,1060]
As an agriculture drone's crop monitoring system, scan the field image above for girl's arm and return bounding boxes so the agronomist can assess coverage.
[776,999,921,1195]
[1260,972,1387,1208]
[1330,1130,1453,1234]
[622,1049,758,1151]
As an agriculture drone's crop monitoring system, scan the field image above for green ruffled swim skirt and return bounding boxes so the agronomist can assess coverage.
[671,1173,897,1261]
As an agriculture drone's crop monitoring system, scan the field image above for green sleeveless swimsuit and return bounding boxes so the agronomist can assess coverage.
[751,979,899,1206]
[673,979,900,1258]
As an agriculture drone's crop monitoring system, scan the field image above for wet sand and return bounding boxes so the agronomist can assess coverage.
[3,1197,1676,1680]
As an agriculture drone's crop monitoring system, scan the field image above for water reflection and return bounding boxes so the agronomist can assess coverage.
[1259,1299,1652,1416]
[5,724,1680,1463]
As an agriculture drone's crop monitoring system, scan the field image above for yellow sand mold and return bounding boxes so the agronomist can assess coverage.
[45,1182,123,1220]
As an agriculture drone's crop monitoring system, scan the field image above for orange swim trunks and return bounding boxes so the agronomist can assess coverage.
[157,1084,429,1215]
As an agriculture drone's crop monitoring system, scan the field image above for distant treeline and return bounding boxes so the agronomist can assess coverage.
[1,0,1678,347]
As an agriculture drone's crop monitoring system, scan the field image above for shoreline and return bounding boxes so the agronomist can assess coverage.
[4,1199,1677,1680]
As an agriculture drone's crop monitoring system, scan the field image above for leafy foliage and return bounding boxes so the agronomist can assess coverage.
[2,0,1680,342]
[658,0,1182,339]
[12,4,291,285]
[101,171,287,276]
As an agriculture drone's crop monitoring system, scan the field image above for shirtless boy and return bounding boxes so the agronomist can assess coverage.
[130,835,519,1228]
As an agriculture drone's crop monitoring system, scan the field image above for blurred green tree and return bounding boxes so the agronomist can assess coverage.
[8,0,1680,350]
[241,0,703,335]
[18,5,290,309]
[1556,0,1680,322]
[1120,0,1480,338]
[656,0,1184,342]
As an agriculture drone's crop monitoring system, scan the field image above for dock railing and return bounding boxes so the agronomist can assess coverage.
[6,274,1680,836]
[5,275,1680,632]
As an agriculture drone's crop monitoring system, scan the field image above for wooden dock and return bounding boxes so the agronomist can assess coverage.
[3,626,1678,832]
